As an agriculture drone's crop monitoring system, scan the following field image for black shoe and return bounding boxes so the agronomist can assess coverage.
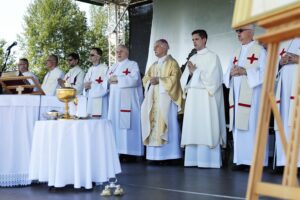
[231,164,249,171]
[271,166,284,174]
[119,155,137,163]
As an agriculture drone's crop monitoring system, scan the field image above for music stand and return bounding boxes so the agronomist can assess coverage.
[0,76,45,95]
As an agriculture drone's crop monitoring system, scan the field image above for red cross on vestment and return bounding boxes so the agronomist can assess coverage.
[279,48,286,57]
[247,53,258,64]
[122,68,131,76]
[233,57,238,65]
[109,71,113,75]
[95,76,103,84]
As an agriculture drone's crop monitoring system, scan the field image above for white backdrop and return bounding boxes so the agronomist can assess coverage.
[252,0,298,16]
[145,0,264,73]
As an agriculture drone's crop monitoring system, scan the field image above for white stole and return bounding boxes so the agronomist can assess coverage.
[229,42,261,131]
[109,60,132,129]
[119,88,131,129]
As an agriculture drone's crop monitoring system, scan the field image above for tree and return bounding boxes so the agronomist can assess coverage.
[0,39,17,72]
[87,5,109,65]
[22,0,88,81]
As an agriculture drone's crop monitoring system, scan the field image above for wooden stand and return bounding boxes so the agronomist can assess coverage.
[0,76,45,95]
[243,5,300,200]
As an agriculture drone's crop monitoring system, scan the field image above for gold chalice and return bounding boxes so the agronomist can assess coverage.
[56,87,76,119]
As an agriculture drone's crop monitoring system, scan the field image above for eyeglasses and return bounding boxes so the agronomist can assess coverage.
[235,29,251,34]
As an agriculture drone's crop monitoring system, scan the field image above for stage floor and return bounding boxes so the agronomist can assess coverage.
[0,159,293,200]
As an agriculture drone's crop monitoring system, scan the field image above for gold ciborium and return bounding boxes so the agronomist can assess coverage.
[56,87,76,119]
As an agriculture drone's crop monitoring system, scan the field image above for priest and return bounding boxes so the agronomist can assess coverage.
[107,45,144,157]
[274,38,300,168]
[180,29,226,168]
[41,54,65,96]
[83,47,109,118]
[17,58,39,90]
[141,39,184,161]
[58,52,85,95]
[223,24,268,170]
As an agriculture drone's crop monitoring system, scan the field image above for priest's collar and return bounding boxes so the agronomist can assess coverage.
[157,55,168,64]
[92,63,101,67]
[242,40,255,48]
[49,66,59,72]
[117,58,128,66]
[197,48,208,54]
[70,65,79,71]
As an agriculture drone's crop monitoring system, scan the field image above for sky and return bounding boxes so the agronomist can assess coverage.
[0,0,91,52]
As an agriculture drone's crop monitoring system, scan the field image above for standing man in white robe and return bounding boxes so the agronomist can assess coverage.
[180,29,226,168]
[107,45,144,157]
[141,39,184,162]
[18,58,40,91]
[224,25,268,170]
[41,54,65,96]
[58,52,85,95]
[275,38,300,168]
[83,47,109,118]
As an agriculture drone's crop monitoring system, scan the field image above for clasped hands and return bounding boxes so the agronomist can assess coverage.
[109,75,118,84]
[230,65,247,77]
[150,77,159,85]
[84,81,92,90]
[279,53,299,66]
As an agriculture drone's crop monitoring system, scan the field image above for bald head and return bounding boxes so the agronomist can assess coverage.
[116,45,129,62]
[154,39,169,58]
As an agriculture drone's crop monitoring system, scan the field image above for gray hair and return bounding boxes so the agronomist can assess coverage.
[117,44,129,54]
[155,39,170,50]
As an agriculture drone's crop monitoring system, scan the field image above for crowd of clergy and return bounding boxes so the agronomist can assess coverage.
[18,25,300,170]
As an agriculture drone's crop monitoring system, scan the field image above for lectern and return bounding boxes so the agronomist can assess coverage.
[0,74,44,95]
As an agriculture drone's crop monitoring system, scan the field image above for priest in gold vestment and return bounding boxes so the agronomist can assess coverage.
[141,39,184,161]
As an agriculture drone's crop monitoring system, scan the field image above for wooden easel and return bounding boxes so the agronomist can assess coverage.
[231,3,300,200]
[0,76,45,95]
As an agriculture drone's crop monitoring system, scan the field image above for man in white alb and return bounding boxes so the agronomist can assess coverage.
[18,58,39,89]
[224,25,268,170]
[107,45,144,157]
[58,52,85,95]
[274,38,300,168]
[180,29,226,168]
[41,54,65,96]
[83,47,109,118]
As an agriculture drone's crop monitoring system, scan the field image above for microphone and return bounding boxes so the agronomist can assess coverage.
[6,41,17,51]
[181,48,197,72]
[187,48,197,60]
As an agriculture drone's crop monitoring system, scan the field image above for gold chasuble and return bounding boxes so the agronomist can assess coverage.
[141,55,184,146]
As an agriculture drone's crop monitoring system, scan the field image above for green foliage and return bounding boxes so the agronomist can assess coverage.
[22,0,88,81]
[88,5,109,65]
[19,0,109,82]
[0,40,17,72]
[0,40,6,71]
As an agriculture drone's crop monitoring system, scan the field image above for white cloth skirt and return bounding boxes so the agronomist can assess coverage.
[184,145,221,168]
[146,103,182,160]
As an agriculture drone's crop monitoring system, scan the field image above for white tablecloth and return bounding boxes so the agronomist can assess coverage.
[0,95,64,187]
[29,120,121,189]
